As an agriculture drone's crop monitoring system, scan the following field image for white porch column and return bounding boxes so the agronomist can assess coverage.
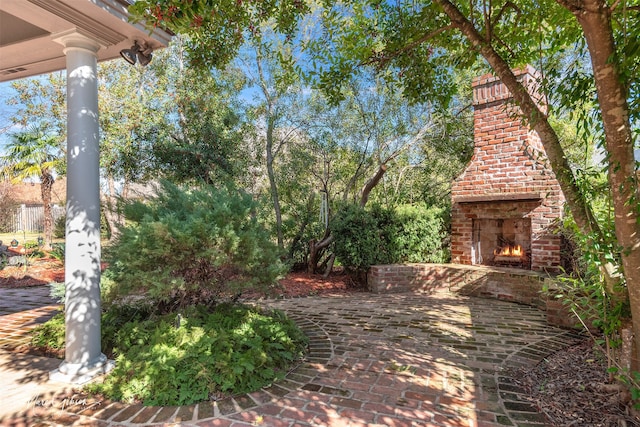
[50,30,113,384]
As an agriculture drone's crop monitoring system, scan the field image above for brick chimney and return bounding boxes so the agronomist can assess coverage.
[450,67,565,272]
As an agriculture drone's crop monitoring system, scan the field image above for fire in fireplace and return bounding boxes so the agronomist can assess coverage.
[472,218,531,269]
[494,244,523,257]
[493,245,527,267]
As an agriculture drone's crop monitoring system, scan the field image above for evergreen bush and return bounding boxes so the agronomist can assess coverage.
[31,312,65,350]
[391,204,447,263]
[102,181,286,310]
[0,185,16,233]
[54,215,65,239]
[31,303,308,406]
[332,203,447,273]
[331,204,393,272]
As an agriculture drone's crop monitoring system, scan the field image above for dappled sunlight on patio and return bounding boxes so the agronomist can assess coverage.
[0,286,581,426]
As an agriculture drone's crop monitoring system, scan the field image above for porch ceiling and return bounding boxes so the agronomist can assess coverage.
[0,0,171,82]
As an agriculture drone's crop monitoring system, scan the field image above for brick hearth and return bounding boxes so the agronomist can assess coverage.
[450,67,565,272]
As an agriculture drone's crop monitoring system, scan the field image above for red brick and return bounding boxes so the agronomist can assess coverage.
[196,419,234,427]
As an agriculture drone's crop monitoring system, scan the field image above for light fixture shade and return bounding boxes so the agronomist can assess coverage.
[120,47,137,65]
[120,41,154,66]
[137,52,152,66]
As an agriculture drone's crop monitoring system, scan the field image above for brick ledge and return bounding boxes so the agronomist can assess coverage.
[453,192,543,203]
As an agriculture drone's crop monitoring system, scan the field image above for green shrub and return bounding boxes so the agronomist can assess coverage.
[332,203,447,273]
[49,281,66,304]
[31,312,65,351]
[392,204,447,263]
[24,241,45,258]
[87,303,308,406]
[0,191,16,233]
[54,215,66,239]
[49,243,65,263]
[103,181,286,309]
[100,299,157,351]
[331,204,394,272]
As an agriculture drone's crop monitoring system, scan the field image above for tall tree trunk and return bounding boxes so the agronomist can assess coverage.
[255,46,284,251]
[307,234,334,274]
[288,192,316,263]
[40,170,54,249]
[101,175,123,242]
[266,114,284,250]
[563,0,640,368]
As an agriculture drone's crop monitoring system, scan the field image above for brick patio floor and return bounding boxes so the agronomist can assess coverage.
[0,286,581,426]
[0,286,61,349]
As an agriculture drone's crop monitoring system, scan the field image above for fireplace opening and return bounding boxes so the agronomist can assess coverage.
[472,218,532,269]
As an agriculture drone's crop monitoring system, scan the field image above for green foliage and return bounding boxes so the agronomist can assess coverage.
[0,187,16,234]
[549,165,625,335]
[24,241,45,258]
[48,281,66,305]
[393,204,448,263]
[332,203,447,273]
[0,125,65,246]
[100,300,157,350]
[545,206,639,401]
[103,181,286,309]
[149,58,247,184]
[49,243,65,263]
[88,303,308,406]
[53,215,65,239]
[550,271,629,341]
[128,1,309,70]
[30,312,65,351]
[307,2,453,104]
[0,126,64,185]
[332,204,392,272]
[30,301,309,406]
[7,73,67,135]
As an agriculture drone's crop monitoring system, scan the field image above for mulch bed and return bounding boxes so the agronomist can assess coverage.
[267,269,362,298]
[509,339,640,426]
[0,254,64,287]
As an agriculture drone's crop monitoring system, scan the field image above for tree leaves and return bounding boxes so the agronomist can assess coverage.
[128,0,309,70]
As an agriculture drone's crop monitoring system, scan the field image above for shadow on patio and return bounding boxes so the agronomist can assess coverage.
[0,287,581,426]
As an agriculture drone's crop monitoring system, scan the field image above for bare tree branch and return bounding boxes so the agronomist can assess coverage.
[382,120,433,164]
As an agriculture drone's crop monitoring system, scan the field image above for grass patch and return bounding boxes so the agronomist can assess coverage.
[0,231,42,245]
[0,232,65,246]
[31,302,308,406]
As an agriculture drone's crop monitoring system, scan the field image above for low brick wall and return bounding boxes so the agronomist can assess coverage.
[368,263,580,329]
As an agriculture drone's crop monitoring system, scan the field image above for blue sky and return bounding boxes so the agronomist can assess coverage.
[0,80,19,150]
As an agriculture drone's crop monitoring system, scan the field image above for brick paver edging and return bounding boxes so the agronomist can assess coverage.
[2,313,332,426]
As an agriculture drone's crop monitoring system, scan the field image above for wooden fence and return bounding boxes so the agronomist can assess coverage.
[7,204,65,233]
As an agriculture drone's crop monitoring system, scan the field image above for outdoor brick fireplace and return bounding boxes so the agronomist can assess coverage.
[450,67,565,272]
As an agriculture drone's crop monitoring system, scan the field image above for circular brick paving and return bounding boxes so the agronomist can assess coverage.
[1,291,581,426]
